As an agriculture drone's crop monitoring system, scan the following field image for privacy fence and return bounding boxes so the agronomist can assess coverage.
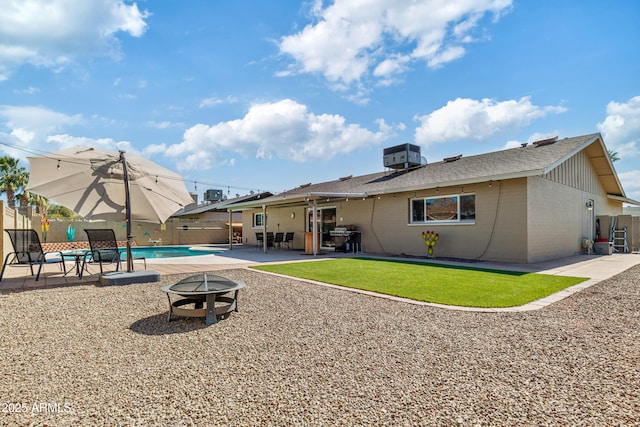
[0,201,238,262]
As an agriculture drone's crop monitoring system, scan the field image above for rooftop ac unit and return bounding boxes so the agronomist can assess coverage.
[383,143,421,170]
[204,189,223,202]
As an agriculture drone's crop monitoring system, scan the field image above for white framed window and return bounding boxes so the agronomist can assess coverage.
[410,194,475,224]
[253,212,265,228]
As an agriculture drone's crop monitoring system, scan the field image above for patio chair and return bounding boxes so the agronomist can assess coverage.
[0,229,67,281]
[82,229,146,277]
[283,232,295,249]
[273,232,284,249]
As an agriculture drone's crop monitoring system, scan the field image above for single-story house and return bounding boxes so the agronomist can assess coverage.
[224,133,639,263]
[172,192,272,244]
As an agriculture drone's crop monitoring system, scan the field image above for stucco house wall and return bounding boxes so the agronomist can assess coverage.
[243,172,625,263]
[525,147,624,262]
[234,134,635,263]
[358,180,530,262]
[244,206,308,249]
[526,177,589,263]
[244,179,535,262]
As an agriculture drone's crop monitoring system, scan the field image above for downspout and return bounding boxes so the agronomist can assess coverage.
[368,196,383,253]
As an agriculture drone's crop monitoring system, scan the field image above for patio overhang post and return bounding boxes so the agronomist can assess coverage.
[262,204,267,254]
[312,199,318,256]
[119,151,134,272]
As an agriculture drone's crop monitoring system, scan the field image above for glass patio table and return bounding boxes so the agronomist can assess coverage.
[61,249,91,277]
[161,273,245,325]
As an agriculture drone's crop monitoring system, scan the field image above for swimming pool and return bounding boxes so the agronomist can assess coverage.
[121,246,221,259]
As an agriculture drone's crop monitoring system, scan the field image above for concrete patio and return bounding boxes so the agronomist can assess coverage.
[1,244,639,312]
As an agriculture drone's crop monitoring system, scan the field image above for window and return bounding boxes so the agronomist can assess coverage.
[253,212,265,228]
[410,194,475,224]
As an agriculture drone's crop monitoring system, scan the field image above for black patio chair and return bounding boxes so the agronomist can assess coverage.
[82,229,146,277]
[256,232,264,250]
[0,229,67,281]
[82,229,122,276]
[273,232,284,249]
[283,232,295,249]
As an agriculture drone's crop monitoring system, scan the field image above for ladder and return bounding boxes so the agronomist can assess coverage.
[610,218,629,253]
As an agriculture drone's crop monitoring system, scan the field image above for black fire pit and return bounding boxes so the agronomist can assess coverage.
[161,273,245,325]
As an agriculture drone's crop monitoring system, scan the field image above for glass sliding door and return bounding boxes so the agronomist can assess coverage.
[307,207,337,248]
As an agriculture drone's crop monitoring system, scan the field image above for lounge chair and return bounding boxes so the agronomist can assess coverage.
[0,229,67,281]
[82,229,146,277]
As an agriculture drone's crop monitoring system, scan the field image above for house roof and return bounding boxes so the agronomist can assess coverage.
[172,191,273,216]
[225,133,632,210]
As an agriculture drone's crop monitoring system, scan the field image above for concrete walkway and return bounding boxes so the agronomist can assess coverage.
[1,245,638,311]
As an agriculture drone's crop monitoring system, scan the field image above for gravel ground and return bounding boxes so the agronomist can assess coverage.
[0,266,638,426]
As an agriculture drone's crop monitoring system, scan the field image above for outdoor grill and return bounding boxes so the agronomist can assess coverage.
[330,227,361,252]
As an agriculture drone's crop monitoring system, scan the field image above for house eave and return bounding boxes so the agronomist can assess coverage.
[543,134,626,197]
[365,170,544,196]
[608,194,640,206]
[225,192,370,210]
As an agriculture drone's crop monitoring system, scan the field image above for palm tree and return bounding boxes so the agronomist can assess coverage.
[0,156,29,209]
[18,191,49,214]
[31,192,50,213]
[607,149,620,163]
[47,204,78,219]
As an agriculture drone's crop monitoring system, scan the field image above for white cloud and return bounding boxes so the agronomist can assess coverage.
[0,105,82,135]
[414,97,566,146]
[597,96,640,159]
[199,96,238,108]
[502,131,560,150]
[46,134,135,153]
[13,86,40,95]
[146,121,184,130]
[279,0,512,89]
[162,99,396,170]
[0,105,82,159]
[143,143,168,156]
[0,105,139,159]
[619,170,640,201]
[0,0,150,77]
[10,128,36,145]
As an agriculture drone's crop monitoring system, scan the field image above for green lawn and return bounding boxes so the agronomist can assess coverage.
[252,258,589,308]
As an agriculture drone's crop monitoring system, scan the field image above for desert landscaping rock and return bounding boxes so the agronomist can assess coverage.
[0,266,638,425]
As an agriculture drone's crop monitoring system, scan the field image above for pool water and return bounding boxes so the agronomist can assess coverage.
[121,246,221,259]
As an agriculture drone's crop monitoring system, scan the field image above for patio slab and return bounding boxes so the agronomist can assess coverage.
[1,245,638,312]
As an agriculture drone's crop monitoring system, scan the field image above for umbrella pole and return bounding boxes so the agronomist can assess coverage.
[120,151,134,272]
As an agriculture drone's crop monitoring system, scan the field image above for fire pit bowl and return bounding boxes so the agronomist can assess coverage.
[161,273,245,325]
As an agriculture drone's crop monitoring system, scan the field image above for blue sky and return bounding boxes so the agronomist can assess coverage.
[1,0,639,202]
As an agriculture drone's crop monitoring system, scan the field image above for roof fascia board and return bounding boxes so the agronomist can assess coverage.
[542,134,600,175]
[366,170,544,196]
[607,194,640,206]
[223,195,310,210]
[542,134,626,197]
[308,192,367,198]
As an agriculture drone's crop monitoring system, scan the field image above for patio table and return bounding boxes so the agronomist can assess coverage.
[61,250,90,277]
[161,273,245,325]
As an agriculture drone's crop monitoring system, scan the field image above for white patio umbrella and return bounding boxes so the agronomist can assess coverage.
[26,147,194,272]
